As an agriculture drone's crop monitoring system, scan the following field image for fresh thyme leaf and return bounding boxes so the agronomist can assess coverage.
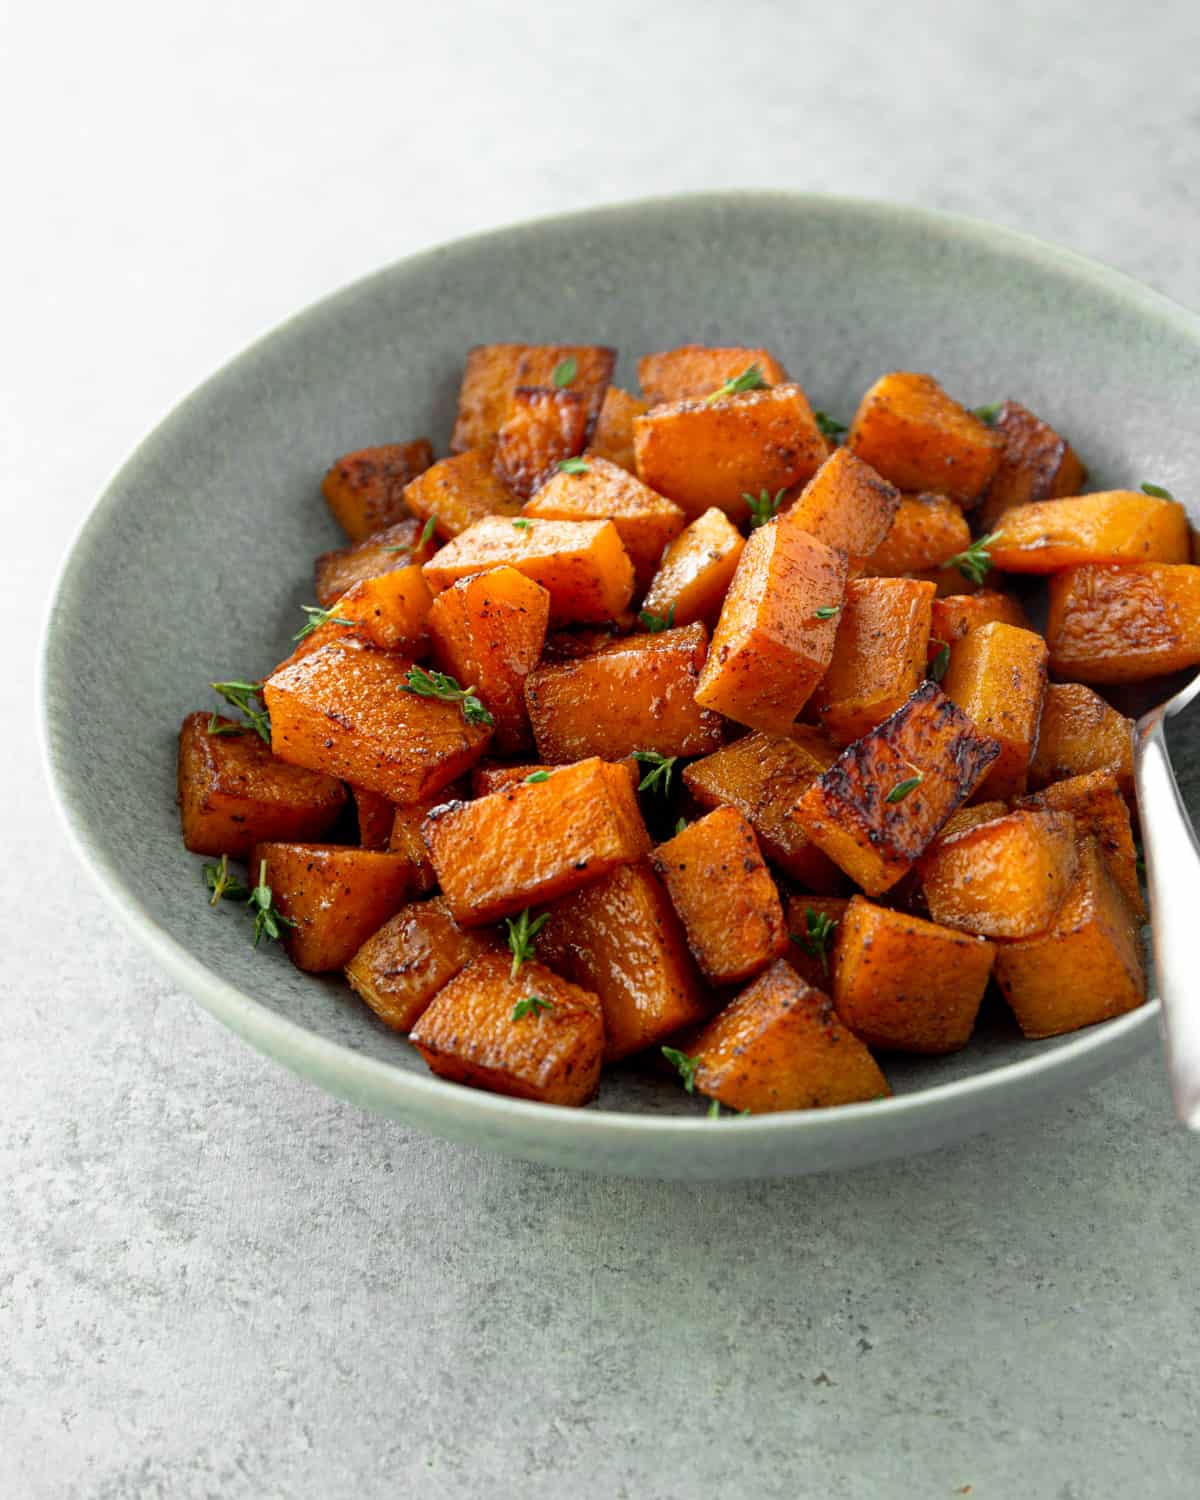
[744,487,786,529]
[815,410,848,441]
[674,817,689,836]
[401,665,494,727]
[248,860,296,947]
[707,1098,722,1119]
[1141,482,1174,499]
[972,402,1003,425]
[203,854,249,908]
[662,1045,701,1093]
[293,603,355,642]
[552,355,577,388]
[791,906,838,975]
[505,907,550,980]
[943,533,997,587]
[512,994,553,1021]
[633,749,678,797]
[209,680,271,744]
[558,457,590,475]
[886,773,923,804]
[928,641,951,683]
[706,363,767,404]
[386,514,437,552]
[814,605,841,620]
[524,770,551,783]
[639,604,676,633]
[512,518,532,530]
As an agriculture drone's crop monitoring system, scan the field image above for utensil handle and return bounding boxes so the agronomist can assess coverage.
[1134,711,1200,1127]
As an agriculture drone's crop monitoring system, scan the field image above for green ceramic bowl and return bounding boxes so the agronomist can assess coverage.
[42,193,1198,1179]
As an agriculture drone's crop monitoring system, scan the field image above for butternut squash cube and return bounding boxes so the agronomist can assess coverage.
[862,493,971,576]
[290,566,433,662]
[314,518,438,608]
[264,643,491,803]
[389,788,463,894]
[781,895,850,992]
[649,807,787,985]
[538,861,711,1061]
[450,343,615,454]
[988,491,1190,572]
[1046,562,1200,682]
[633,383,828,522]
[832,896,994,1053]
[402,447,523,541]
[941,621,1048,801]
[410,952,604,1107]
[639,507,745,628]
[918,808,1079,938]
[694,517,848,732]
[637,345,789,406]
[522,456,685,590]
[977,400,1087,532]
[178,712,347,859]
[524,623,723,763]
[249,843,415,973]
[785,447,900,568]
[682,729,842,889]
[423,756,650,925]
[992,840,1147,1038]
[1018,771,1144,920]
[792,682,1001,896]
[352,785,395,850]
[494,386,589,497]
[690,960,890,1113]
[320,439,434,541]
[427,564,550,755]
[422,515,635,626]
[809,576,935,744]
[1028,683,1134,798]
[589,386,647,471]
[847,371,1003,503]
[345,895,501,1034]
[470,759,639,798]
[928,590,1031,661]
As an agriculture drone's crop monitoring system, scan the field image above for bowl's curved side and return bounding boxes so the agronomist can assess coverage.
[42,191,1193,1178]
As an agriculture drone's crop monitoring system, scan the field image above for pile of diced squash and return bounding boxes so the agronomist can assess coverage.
[177,343,1200,1113]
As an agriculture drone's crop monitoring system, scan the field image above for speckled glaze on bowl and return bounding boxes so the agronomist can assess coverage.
[41,193,1199,1179]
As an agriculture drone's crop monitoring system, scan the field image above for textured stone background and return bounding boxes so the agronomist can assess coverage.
[5,2,1200,1495]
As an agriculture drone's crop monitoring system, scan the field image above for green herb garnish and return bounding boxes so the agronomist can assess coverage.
[203,854,248,907]
[744,488,787,528]
[512,995,553,1021]
[552,355,577,388]
[674,817,689,836]
[633,750,678,797]
[1141,482,1174,499]
[209,680,271,744]
[791,906,839,975]
[928,641,951,683]
[248,860,296,948]
[943,533,997,587]
[293,604,354,642]
[639,604,676,633]
[886,773,924,804]
[383,513,437,554]
[707,1098,722,1118]
[815,410,848,441]
[662,1046,701,1093]
[506,907,550,979]
[512,518,532,530]
[558,457,590,475]
[706,363,767,404]
[814,605,841,620]
[401,666,493,727]
[972,403,1003,425]
[524,770,551,783]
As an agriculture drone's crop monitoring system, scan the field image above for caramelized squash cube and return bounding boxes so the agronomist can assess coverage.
[423,756,650,925]
[450,342,616,454]
[264,643,491,803]
[781,894,850,991]
[941,621,1048,801]
[785,447,900,569]
[494,386,589,497]
[690,960,890,1113]
[352,785,395,850]
[928,590,1031,661]
[314,518,438,608]
[1018,771,1144,920]
[847,371,1003,503]
[422,515,635,626]
[470,759,639,798]
[977,399,1087,532]
[402,447,523,541]
[992,840,1147,1038]
[291,566,433,662]
[1028,683,1134,798]
[178,712,347,859]
[694,517,848,732]
[250,843,415,973]
[345,895,501,1034]
[862,493,972,577]
[410,952,604,1106]
[989,490,1190,572]
[832,896,994,1053]
[639,507,746,628]
[792,682,1001,895]
[389,788,463,894]
[1046,562,1200,682]
[320,440,434,541]
[637,345,789,407]
[633,384,828,522]
[589,386,648,471]
[525,623,723,763]
[810,577,935,744]
[650,807,787,985]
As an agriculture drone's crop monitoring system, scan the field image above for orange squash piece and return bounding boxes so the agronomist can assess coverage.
[589,386,648,471]
[352,785,395,849]
[977,399,1087,532]
[1046,562,1200,682]
[832,896,994,1053]
[1018,771,1144,920]
[649,807,787,985]
[178,712,347,859]
[781,894,850,992]
[521,456,685,590]
[941,621,1048,801]
[633,384,828,522]
[389,786,465,894]
[992,840,1147,1038]
[918,808,1079,939]
[494,386,590,497]
[682,729,842,890]
[1028,683,1134,798]
[988,491,1190,572]
[264,643,492,803]
[450,343,615,454]
[402,447,523,541]
[639,507,745,628]
[423,756,650,925]
[862,493,971,576]
[427,565,550,755]
[785,447,900,569]
[345,895,501,1034]
[689,960,890,1113]
[410,952,605,1106]
[249,843,415,973]
[524,623,723,763]
[637,345,789,406]
[809,577,935,744]
[470,760,639,797]
[314,518,439,608]
[792,682,1001,896]
[694,516,848,732]
[847,371,1003,503]
[290,566,433,662]
[422,515,635,627]
[927,590,1031,661]
[320,440,434,541]
[538,861,711,1061]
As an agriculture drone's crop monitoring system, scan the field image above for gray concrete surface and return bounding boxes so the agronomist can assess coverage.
[4,1,1200,1495]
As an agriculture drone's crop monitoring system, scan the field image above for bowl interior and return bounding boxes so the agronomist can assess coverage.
[42,194,1200,1175]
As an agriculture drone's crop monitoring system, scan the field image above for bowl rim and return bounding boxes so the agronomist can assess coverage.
[39,188,1169,1146]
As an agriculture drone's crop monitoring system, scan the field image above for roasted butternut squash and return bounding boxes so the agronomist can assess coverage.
[494,386,590,497]
[1027,683,1134,798]
[784,447,900,569]
[1046,562,1200,682]
[314,518,439,608]
[927,590,1031,662]
[847,372,1003,504]
[389,788,463,894]
[639,507,745,628]
[1018,771,1144,920]
[352,785,395,850]
[988,491,1190,572]
[470,759,639,797]
[588,386,647,471]
[402,447,523,540]
[976,399,1087,533]
[450,343,616,454]
[941,621,1048,800]
[290,566,433,662]
[781,894,850,992]
[861,493,971,577]
[637,345,789,406]
[320,439,434,541]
